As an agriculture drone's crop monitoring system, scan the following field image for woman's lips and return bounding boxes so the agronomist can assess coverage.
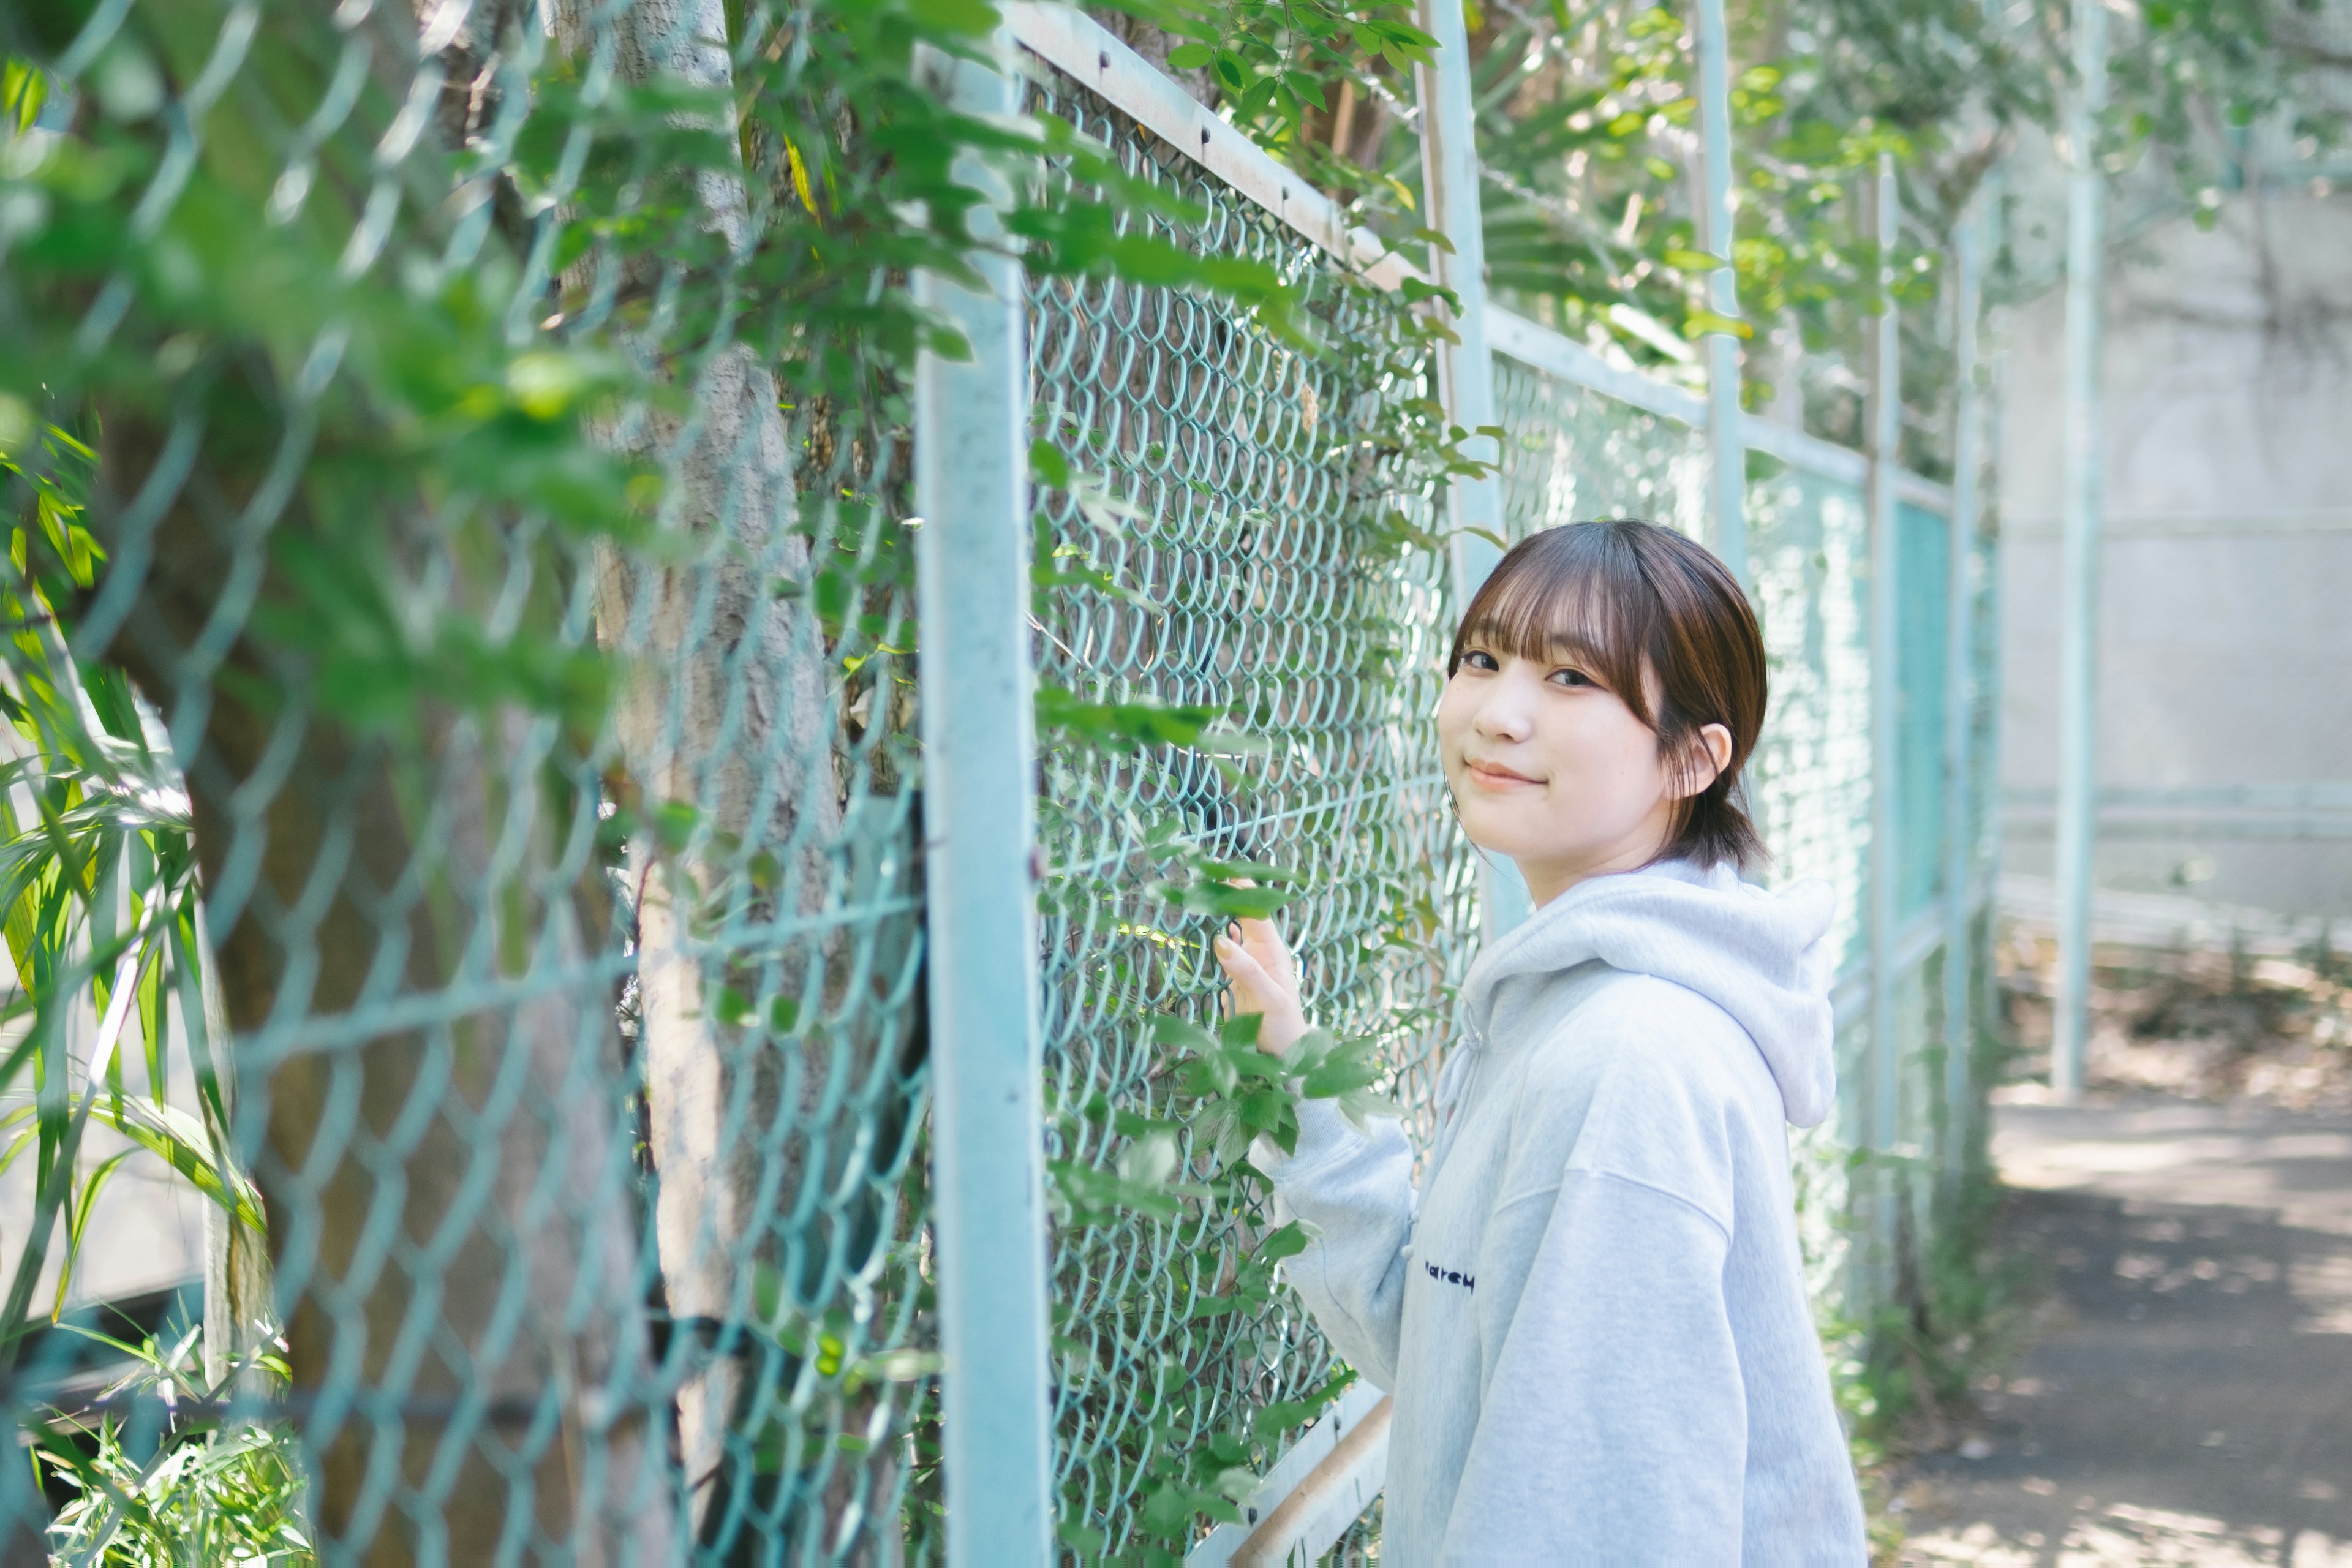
[1463,759,1541,789]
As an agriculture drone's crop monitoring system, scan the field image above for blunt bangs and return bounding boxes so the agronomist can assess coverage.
[1445,522,1664,728]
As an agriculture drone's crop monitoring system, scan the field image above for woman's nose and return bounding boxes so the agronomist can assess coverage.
[1474,682,1534,742]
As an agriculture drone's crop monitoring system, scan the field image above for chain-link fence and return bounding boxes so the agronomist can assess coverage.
[0,1,1999,1562]
[1023,59,1476,1553]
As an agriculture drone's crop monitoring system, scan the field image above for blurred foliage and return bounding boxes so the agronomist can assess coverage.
[0,407,256,1371]
[1147,0,2349,473]
[32,1321,311,1564]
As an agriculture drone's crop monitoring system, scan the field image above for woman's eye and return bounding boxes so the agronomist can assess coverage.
[1548,668,1594,688]
[1464,650,1499,672]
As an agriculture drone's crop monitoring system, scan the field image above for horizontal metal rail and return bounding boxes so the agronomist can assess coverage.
[1894,467,1956,513]
[1740,409,1867,485]
[2005,782,2352,840]
[1487,297,1709,427]
[1186,1380,1392,1566]
[1006,4,1419,288]
[2005,783,2352,811]
[2004,815,2352,842]
[1488,306,1956,510]
[1998,872,2342,957]
[2005,507,2352,540]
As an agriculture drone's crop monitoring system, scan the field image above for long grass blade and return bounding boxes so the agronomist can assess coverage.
[0,939,148,1365]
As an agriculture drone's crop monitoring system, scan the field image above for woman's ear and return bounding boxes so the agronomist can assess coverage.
[1670,723,1735,801]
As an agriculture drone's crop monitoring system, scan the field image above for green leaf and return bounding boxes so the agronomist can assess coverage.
[907,0,1002,33]
[1252,1397,1321,1440]
[1300,1050,1380,1099]
[1165,43,1215,69]
[1336,1086,1406,1131]
[1035,686,1226,752]
[1152,1014,1219,1057]
[1238,1087,1284,1129]
[1158,880,1294,920]
[1257,1219,1311,1264]
[1683,310,1754,340]
[1028,438,1071,489]
[1193,858,1306,884]
[652,799,700,853]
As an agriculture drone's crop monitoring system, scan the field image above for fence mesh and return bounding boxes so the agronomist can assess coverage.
[0,2,2002,1562]
[1491,359,1707,537]
[0,0,933,1560]
[1022,57,1477,1553]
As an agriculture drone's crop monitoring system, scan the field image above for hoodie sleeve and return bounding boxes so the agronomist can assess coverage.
[1261,1099,1416,1392]
[1441,1169,1746,1561]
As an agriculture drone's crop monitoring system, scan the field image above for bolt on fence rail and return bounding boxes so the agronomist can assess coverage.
[0,0,2000,1561]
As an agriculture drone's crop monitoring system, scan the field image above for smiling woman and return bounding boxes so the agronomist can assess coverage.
[1214,517,1869,1562]
[1439,518,1767,903]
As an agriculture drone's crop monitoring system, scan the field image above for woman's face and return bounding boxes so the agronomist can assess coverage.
[1436,637,1722,907]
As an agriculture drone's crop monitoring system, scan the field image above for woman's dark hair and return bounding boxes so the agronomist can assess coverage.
[1445,519,1768,870]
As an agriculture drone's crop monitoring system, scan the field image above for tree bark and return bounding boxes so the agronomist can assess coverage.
[95,440,674,1567]
[548,0,867,1547]
[72,1,675,1558]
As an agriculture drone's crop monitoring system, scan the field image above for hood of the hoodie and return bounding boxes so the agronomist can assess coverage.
[1458,859,1840,1127]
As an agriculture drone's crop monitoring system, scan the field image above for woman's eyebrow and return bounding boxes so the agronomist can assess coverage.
[1540,637,1607,667]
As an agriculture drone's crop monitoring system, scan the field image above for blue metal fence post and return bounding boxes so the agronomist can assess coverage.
[1693,0,1748,587]
[1978,183,2012,1110]
[914,29,1055,1566]
[1942,189,1986,1193]
[1417,0,1531,937]
[2053,0,2109,1101]
[1865,151,1903,1289]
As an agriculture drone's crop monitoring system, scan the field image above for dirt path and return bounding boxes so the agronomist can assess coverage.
[1898,1096,2352,1566]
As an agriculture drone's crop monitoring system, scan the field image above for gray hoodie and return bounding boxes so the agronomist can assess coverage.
[1265,859,1867,1564]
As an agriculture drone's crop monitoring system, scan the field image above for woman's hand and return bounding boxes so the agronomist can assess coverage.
[1213,911,1308,1058]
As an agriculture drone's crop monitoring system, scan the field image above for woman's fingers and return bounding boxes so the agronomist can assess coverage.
[1213,933,1304,1057]
[1212,882,1304,1056]
[1232,914,1294,974]
[1235,917,1283,959]
[1213,931,1270,992]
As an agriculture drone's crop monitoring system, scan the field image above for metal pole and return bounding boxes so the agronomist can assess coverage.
[2053,0,2109,1099]
[1865,151,1902,1286]
[1693,0,1747,587]
[1416,0,1531,935]
[913,32,1054,1566]
[1979,187,2012,1107]
[1942,187,1986,1193]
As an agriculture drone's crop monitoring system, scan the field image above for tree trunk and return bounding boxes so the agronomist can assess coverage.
[548,0,869,1548]
[95,450,674,1565]
[72,2,675,1555]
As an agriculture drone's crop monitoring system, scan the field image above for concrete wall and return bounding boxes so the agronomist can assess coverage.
[1997,190,2352,920]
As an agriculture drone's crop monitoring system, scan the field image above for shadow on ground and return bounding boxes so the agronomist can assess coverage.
[1899,1102,2352,1566]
